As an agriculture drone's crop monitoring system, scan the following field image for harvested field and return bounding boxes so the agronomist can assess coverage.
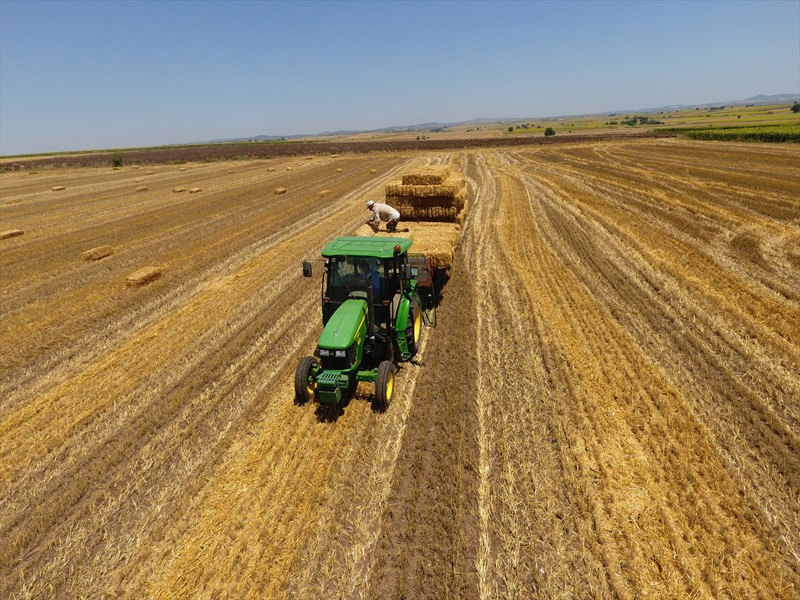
[0,140,798,598]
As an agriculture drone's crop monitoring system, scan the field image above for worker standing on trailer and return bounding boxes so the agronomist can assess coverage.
[366,200,400,232]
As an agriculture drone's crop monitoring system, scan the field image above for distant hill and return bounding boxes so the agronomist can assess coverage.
[202,93,800,144]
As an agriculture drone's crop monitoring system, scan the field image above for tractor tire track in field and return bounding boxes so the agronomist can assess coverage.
[1,140,798,598]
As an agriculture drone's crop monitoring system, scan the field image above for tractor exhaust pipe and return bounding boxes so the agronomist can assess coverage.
[366,279,376,335]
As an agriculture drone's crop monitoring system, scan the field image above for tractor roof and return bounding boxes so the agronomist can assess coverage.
[321,236,413,258]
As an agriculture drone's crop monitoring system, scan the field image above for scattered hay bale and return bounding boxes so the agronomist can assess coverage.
[267,167,276,172]
[274,187,287,195]
[51,186,65,191]
[126,266,162,286]
[82,245,113,261]
[227,170,234,174]
[401,166,450,185]
[112,167,121,171]
[136,186,148,192]
[179,167,187,171]
[306,156,314,160]
[331,154,339,158]
[318,190,332,197]
[286,167,294,171]
[0,229,24,240]
[336,168,343,173]
[145,171,155,175]
[189,187,202,194]
[131,165,140,169]
[28,171,39,175]
[370,169,377,174]
[172,186,186,193]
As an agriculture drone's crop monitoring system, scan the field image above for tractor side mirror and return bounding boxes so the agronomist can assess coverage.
[302,261,313,277]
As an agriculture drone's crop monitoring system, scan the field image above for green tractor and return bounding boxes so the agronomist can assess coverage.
[295,236,437,410]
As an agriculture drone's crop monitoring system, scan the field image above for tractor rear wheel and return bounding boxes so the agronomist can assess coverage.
[294,356,318,404]
[404,293,422,357]
[375,360,396,411]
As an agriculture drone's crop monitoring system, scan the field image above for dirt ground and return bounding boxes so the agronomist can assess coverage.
[1,139,798,598]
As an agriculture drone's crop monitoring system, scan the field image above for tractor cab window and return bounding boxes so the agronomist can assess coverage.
[326,256,387,303]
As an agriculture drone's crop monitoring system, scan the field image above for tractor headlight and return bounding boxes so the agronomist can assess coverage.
[319,348,330,357]
[335,350,346,358]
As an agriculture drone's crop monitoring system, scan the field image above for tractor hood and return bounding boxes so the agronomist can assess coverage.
[318,299,367,350]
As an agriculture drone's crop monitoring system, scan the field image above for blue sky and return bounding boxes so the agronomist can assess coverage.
[1,0,798,155]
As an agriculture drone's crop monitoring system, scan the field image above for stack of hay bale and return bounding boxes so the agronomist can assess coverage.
[384,166,467,222]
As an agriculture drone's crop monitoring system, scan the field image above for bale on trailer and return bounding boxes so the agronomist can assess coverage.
[126,266,162,286]
[82,245,113,261]
[401,166,450,185]
[385,175,465,198]
[1,229,24,240]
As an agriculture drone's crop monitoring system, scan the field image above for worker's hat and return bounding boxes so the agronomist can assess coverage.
[366,200,375,209]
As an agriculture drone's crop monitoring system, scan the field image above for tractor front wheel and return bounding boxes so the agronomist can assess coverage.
[294,356,318,404]
[375,360,396,411]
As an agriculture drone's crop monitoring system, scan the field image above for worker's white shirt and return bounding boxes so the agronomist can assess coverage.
[371,202,400,223]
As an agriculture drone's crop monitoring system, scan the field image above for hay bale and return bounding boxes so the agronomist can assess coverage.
[189,187,202,193]
[336,168,343,173]
[331,154,339,158]
[136,186,148,192]
[82,245,113,261]
[318,190,332,197]
[401,166,450,185]
[386,187,467,223]
[385,175,465,198]
[267,167,276,172]
[172,186,186,193]
[51,186,65,191]
[354,224,375,237]
[126,266,162,286]
[28,171,38,175]
[0,229,24,240]
[370,169,377,174]
[286,167,294,171]
[373,222,460,269]
[179,167,187,171]
[274,187,287,195]
[145,171,155,175]
[131,165,140,169]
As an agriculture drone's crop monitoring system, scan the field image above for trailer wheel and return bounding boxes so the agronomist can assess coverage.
[375,360,396,411]
[294,356,318,404]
